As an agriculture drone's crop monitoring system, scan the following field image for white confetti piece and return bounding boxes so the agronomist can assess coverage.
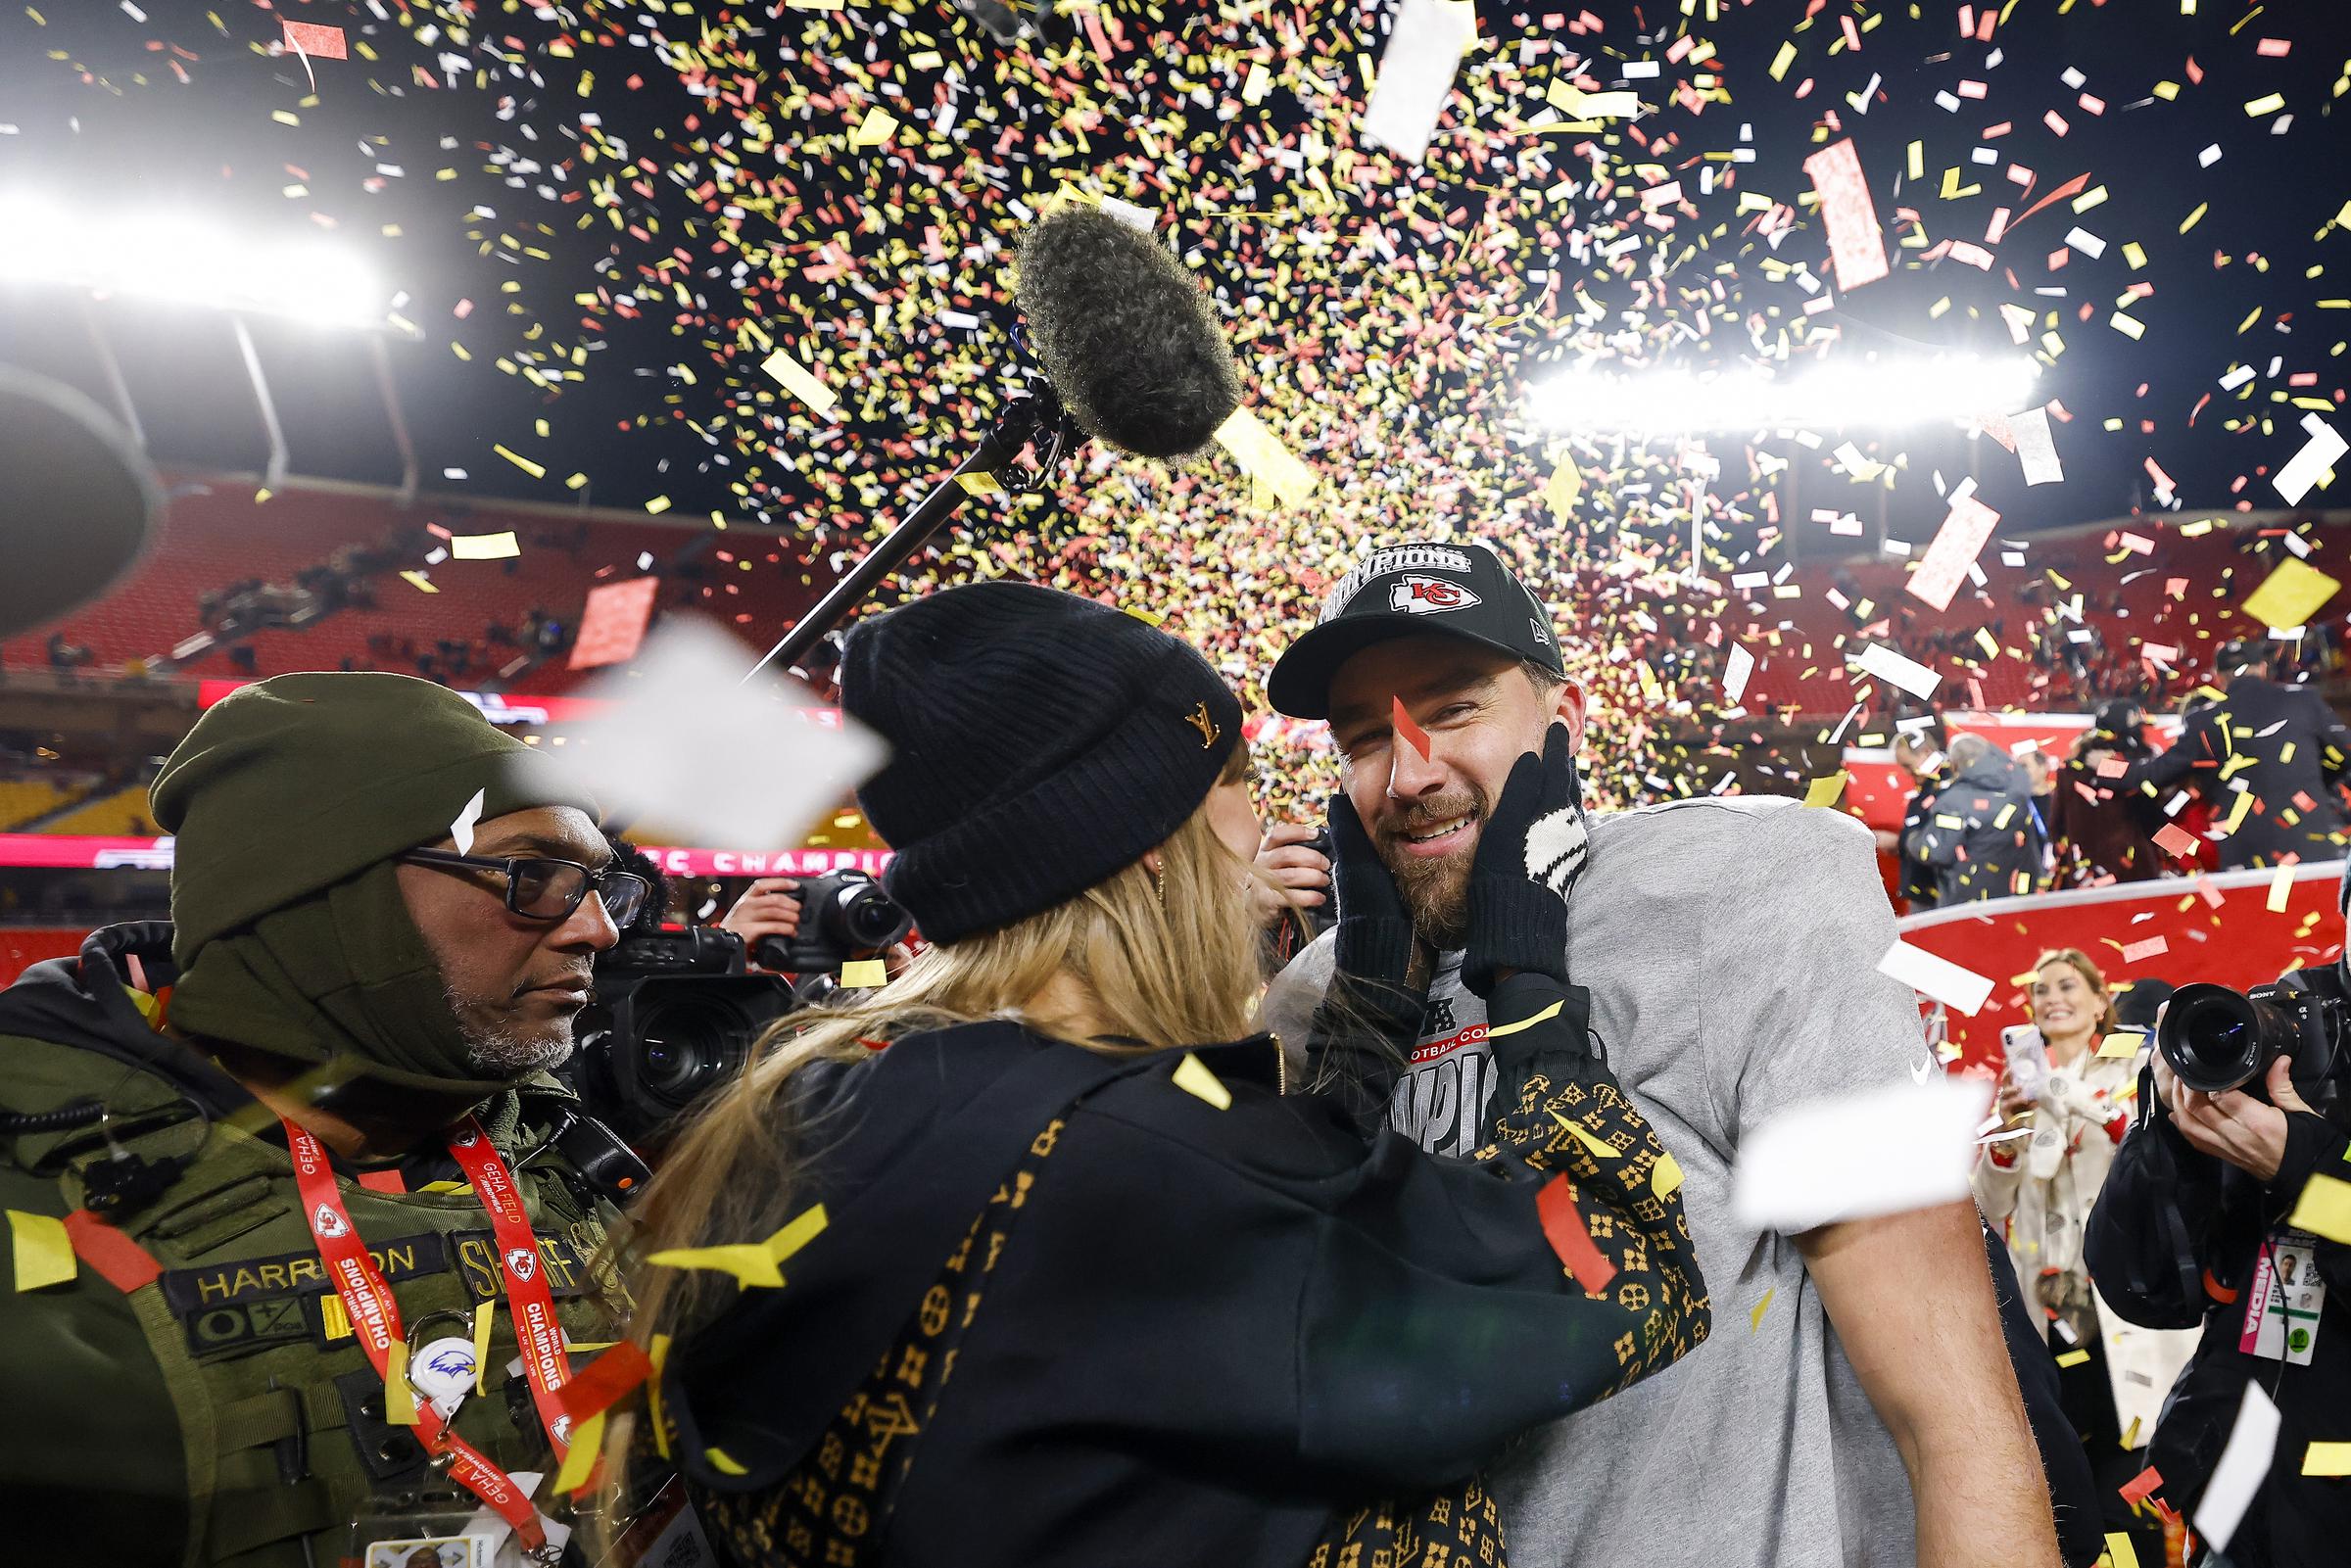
[1723,642,1754,705]
[2194,1383,2280,1553]
[567,617,886,850]
[1359,0,1478,164]
[1855,641,1942,700]
[1878,938,1994,1016]
[1097,196,1158,232]
[450,787,486,856]
[2010,407,2064,486]
[2274,414,2346,505]
[1733,1076,1990,1232]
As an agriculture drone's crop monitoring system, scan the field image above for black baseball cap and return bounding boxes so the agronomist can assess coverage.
[1268,539,1564,720]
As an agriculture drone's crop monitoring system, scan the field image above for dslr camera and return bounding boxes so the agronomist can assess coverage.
[565,871,913,1147]
[2157,963,2350,1105]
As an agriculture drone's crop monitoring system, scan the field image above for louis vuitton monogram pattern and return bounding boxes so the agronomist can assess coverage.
[1299,1066,1709,1568]
[694,1117,1065,1568]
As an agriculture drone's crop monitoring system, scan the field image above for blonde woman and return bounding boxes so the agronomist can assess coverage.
[620,583,1706,1568]
[1977,950,2198,1465]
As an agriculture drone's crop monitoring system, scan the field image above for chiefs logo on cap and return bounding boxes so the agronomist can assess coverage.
[504,1246,539,1283]
[1388,574,1481,614]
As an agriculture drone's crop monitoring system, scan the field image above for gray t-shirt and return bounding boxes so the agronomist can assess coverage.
[1263,796,1931,1568]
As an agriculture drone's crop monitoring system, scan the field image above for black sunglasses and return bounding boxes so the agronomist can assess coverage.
[400,847,650,928]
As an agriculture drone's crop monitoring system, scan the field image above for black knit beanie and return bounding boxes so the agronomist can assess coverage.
[841,582,1243,945]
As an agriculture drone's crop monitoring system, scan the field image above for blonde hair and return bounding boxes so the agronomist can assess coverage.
[621,741,1265,1354]
[2029,947,2110,1033]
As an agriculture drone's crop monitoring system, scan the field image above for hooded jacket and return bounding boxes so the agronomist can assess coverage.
[1900,742,2047,906]
[2119,674,2351,871]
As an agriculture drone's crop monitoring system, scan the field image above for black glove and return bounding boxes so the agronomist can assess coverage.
[1462,722,1589,996]
[1303,793,1424,1126]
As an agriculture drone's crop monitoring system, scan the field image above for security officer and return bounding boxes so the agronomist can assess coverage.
[2122,640,2351,870]
[0,674,652,1565]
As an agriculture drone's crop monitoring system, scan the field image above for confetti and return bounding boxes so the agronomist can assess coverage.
[1359,0,1479,164]
[1855,641,1943,701]
[280,20,347,61]
[2239,558,2341,635]
[2285,1170,2351,1245]
[449,531,520,561]
[1392,695,1431,760]
[2193,1384,2280,1553]
[1171,1052,1233,1110]
[1536,1174,1616,1294]
[1733,1076,1991,1231]
[761,349,839,420]
[2305,1444,2351,1477]
[6,1210,73,1292]
[449,787,486,857]
[1878,939,1994,1016]
[839,958,888,988]
[1906,496,2000,612]
[2273,416,2347,505]
[1213,406,1318,508]
[1802,139,1891,292]
[569,577,661,672]
[646,1204,830,1291]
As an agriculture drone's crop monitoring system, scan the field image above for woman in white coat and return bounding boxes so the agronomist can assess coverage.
[1975,949,2200,1462]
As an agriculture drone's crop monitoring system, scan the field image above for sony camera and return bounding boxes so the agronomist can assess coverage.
[750,869,913,974]
[566,927,795,1147]
[2157,965,2349,1103]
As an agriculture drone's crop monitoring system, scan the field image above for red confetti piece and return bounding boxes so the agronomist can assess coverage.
[2152,824,2200,859]
[1536,1175,1617,1296]
[1392,695,1431,761]
[281,20,349,60]
[2121,936,2170,964]
[557,1340,654,1424]
[1801,139,1889,292]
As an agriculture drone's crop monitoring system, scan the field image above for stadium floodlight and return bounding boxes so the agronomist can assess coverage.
[0,190,396,332]
[1525,354,2040,437]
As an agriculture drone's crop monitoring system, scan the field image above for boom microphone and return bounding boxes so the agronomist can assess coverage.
[1013,206,1242,459]
[746,205,1244,680]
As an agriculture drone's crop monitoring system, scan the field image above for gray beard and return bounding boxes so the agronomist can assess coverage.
[449,981,575,1076]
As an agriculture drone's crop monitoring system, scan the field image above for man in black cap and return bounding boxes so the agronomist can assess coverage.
[0,673,656,1566]
[1261,539,2058,1568]
[2119,640,2351,871]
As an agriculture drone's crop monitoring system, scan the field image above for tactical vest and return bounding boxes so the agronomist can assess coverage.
[6,1029,629,1568]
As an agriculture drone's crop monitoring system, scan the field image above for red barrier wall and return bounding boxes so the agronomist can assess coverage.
[1895,862,2347,1074]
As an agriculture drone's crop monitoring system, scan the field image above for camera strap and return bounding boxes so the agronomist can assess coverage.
[2135,1060,2209,1316]
[283,1115,575,1553]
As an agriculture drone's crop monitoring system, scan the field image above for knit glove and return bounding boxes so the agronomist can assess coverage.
[1462,723,1589,996]
[1303,793,1424,1127]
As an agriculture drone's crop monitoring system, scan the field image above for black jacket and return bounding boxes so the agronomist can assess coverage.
[2122,675,2351,870]
[662,1020,1707,1568]
[1900,746,2046,906]
[2083,1076,2351,1567]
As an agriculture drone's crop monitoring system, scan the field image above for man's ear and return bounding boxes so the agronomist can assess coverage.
[1553,678,1589,751]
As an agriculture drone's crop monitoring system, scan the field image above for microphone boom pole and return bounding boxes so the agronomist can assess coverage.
[744,387,1079,683]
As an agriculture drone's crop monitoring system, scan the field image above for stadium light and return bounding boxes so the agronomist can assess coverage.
[0,190,395,332]
[1525,354,2040,437]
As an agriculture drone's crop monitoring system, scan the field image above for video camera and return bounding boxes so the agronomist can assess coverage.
[2157,963,2350,1106]
[565,872,913,1147]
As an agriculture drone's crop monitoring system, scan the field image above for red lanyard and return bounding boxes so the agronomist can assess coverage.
[282,1116,571,1549]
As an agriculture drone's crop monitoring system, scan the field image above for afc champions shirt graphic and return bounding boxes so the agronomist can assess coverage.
[1389,955,1502,1158]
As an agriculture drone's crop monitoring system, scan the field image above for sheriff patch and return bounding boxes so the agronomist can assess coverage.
[159,1234,451,1314]
[451,1230,595,1302]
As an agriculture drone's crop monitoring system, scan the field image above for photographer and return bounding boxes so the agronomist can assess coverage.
[627,583,1708,1568]
[2083,887,2351,1567]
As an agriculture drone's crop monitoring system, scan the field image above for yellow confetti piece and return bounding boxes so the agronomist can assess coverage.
[450,531,519,560]
[2055,1348,2092,1368]
[385,1338,419,1426]
[2121,1416,2141,1450]
[1547,83,1641,118]
[2268,867,2295,913]
[2223,788,2257,835]
[2305,1442,2351,1476]
[1122,605,1167,627]
[398,570,439,594]
[2244,91,2286,117]
[553,1408,603,1495]
[2097,1032,2145,1059]
[1803,773,1847,809]
[1213,406,1318,508]
[2286,1170,2351,1244]
[7,1210,73,1292]
[1171,1052,1232,1110]
[645,495,672,515]
[850,107,900,148]
[647,1204,830,1290]
[471,1299,494,1396]
[1652,1151,1684,1199]
[648,1333,675,1460]
[2240,557,2341,633]
[761,348,839,418]
[1550,1111,1619,1161]
[955,469,1004,496]
[1769,40,1797,80]
[493,443,546,480]
[840,959,888,988]
[1489,1000,1564,1040]
[2104,1532,2141,1568]
[705,1447,748,1476]
[1545,456,1582,517]
[1750,1288,1775,1333]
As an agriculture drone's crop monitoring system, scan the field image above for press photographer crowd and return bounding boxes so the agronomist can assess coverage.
[9,3,2351,1567]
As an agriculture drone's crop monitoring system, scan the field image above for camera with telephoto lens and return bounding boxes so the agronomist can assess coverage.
[2157,964,2350,1103]
[567,927,795,1147]
[750,869,912,974]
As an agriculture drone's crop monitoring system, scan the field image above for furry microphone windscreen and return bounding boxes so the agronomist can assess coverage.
[1014,207,1242,461]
